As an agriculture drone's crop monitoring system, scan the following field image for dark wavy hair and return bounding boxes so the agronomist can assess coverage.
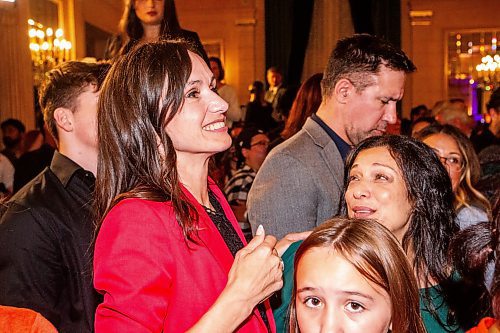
[342,135,468,328]
[95,40,200,242]
[288,217,426,333]
[416,123,491,216]
[343,135,456,285]
[449,190,499,320]
[492,193,500,318]
[321,34,416,98]
[281,73,322,140]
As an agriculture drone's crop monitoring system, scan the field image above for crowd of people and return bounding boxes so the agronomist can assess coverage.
[0,0,499,333]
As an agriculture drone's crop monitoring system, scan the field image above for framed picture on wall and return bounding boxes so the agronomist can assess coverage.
[202,39,224,63]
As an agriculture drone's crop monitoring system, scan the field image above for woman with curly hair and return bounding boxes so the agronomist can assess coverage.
[450,192,499,332]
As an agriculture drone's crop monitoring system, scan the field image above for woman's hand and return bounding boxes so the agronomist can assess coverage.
[187,226,283,332]
[224,225,283,313]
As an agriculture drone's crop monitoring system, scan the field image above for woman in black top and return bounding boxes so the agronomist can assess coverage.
[104,0,207,62]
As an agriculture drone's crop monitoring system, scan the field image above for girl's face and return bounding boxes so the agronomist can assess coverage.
[134,0,164,27]
[422,133,463,193]
[165,51,231,160]
[345,146,412,243]
[296,247,392,333]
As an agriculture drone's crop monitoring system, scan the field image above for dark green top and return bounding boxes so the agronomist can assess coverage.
[420,282,464,333]
[273,241,302,333]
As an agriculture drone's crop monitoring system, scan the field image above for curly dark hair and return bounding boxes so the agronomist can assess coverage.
[449,190,499,321]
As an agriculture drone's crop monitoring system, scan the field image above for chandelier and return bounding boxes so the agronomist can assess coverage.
[28,19,72,86]
[475,54,500,91]
[472,36,499,91]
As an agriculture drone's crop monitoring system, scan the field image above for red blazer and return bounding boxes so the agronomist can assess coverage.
[94,181,275,332]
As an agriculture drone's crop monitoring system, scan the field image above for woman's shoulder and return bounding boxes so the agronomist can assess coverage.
[97,198,181,247]
[114,197,173,209]
[419,284,465,333]
[177,29,200,41]
[456,205,489,229]
[104,198,176,225]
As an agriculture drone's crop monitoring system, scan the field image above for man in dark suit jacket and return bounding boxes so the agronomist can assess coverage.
[265,67,288,122]
[248,34,416,239]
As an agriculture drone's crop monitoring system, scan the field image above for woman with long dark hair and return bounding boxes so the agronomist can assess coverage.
[104,0,207,62]
[93,40,281,332]
[344,135,490,332]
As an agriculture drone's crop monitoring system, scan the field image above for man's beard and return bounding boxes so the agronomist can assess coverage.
[2,137,20,149]
[346,128,387,146]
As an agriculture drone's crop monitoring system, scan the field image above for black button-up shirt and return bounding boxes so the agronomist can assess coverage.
[0,151,100,333]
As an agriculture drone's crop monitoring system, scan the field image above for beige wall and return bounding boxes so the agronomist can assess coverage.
[77,0,266,106]
[402,0,500,116]
[73,0,122,59]
[0,0,36,129]
[176,0,265,105]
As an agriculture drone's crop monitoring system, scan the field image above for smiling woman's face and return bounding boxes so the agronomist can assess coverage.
[345,146,412,243]
[164,51,231,159]
[295,247,392,333]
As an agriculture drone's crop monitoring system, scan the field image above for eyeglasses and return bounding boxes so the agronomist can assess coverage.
[251,140,270,148]
[437,155,463,172]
